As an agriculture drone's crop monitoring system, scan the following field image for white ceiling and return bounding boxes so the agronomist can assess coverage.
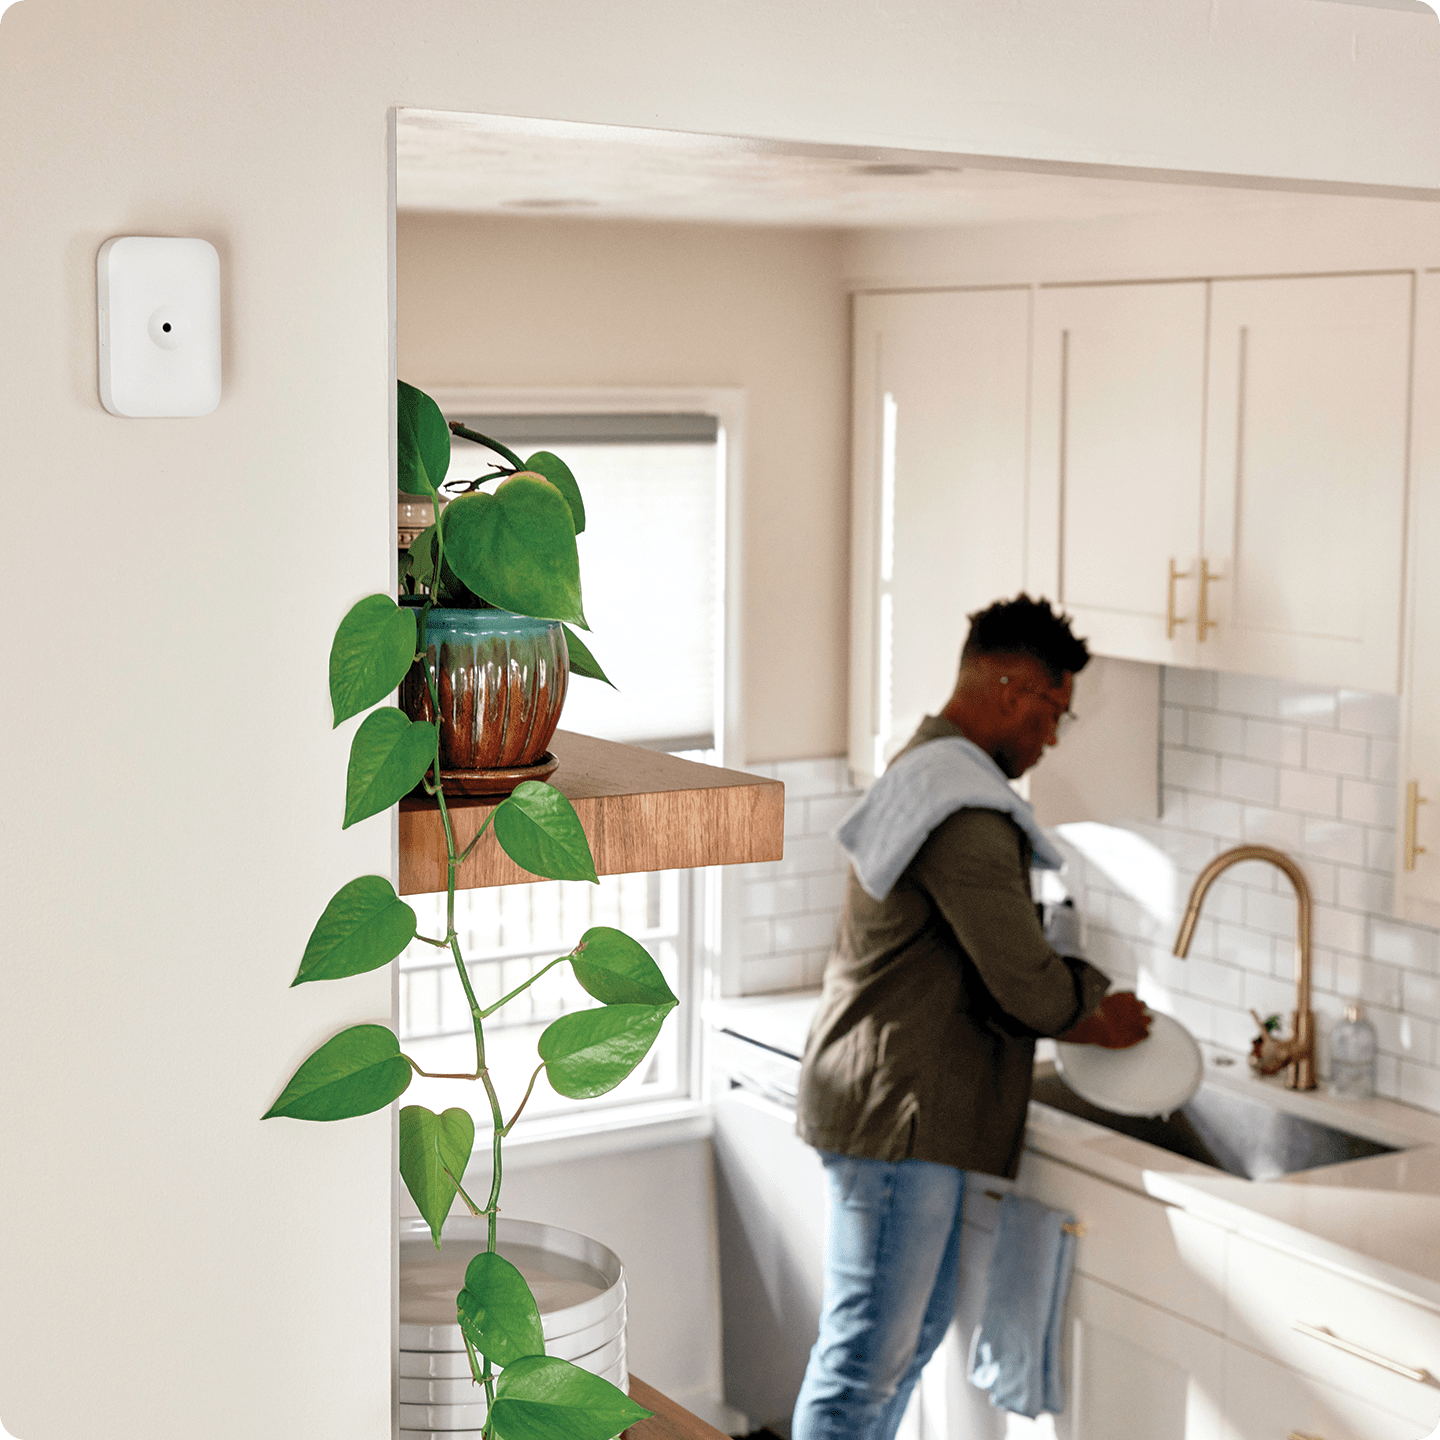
[397,109,1438,230]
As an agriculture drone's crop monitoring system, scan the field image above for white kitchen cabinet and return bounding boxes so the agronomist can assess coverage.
[1224,1233,1440,1434]
[1201,274,1412,694]
[926,1192,1225,1440]
[849,287,1031,782]
[1221,1341,1426,1440]
[1029,273,1412,693]
[1397,270,1440,925]
[1029,281,1209,667]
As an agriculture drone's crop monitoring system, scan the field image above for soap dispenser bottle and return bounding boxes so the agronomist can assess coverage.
[1330,1002,1378,1100]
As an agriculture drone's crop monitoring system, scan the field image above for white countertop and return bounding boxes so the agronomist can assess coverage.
[708,989,1440,1311]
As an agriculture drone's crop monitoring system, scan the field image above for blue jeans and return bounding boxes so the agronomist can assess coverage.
[792,1153,966,1440]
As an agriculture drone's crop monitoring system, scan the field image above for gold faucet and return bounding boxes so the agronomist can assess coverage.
[1173,844,1316,1091]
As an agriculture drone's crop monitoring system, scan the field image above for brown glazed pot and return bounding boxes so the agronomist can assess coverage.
[399,607,569,785]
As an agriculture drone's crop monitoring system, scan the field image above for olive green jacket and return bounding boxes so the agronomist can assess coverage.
[795,715,1110,1180]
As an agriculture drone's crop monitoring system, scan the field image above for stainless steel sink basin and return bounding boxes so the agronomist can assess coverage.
[1031,1063,1402,1181]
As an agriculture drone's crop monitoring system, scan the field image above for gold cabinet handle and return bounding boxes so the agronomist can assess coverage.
[1198,558,1223,640]
[1291,1319,1433,1385]
[1406,781,1428,872]
[1166,559,1192,639]
[1288,1432,1324,1440]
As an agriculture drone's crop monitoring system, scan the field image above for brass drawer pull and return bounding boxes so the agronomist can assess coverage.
[1166,559,1192,639]
[1198,558,1223,640]
[1406,781,1428,872]
[1287,1432,1324,1440]
[1292,1319,1433,1385]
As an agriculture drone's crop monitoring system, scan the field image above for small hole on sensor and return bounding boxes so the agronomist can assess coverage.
[162,323,172,332]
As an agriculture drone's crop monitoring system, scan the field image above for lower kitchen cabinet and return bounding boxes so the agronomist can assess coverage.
[1222,1341,1427,1440]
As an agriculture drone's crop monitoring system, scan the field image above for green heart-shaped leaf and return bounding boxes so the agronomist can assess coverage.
[457,1251,546,1367]
[263,1024,412,1120]
[400,1105,475,1248]
[570,927,677,1008]
[329,594,419,727]
[493,782,597,883]
[523,451,585,536]
[538,1003,673,1099]
[343,709,438,829]
[293,876,416,985]
[561,624,613,688]
[398,381,450,498]
[490,1355,652,1440]
[407,523,439,589]
[441,477,585,625]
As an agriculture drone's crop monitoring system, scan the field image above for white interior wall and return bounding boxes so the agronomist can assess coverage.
[5,2,1440,1437]
[397,213,850,763]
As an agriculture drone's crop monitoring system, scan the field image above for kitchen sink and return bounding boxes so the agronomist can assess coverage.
[1030,1063,1402,1181]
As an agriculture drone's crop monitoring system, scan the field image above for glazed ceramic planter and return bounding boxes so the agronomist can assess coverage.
[400,607,569,793]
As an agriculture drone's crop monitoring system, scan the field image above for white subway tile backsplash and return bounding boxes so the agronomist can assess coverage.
[1215,921,1274,974]
[1244,718,1305,768]
[1219,757,1278,806]
[1370,738,1399,785]
[774,912,842,954]
[1164,746,1219,794]
[1337,690,1399,737]
[734,757,862,995]
[1278,767,1340,818]
[1304,728,1369,779]
[1189,710,1246,755]
[1215,672,1279,718]
[804,871,849,914]
[1240,806,1303,851]
[743,878,807,918]
[1186,795,1244,841]
[1113,667,1440,1115]
[752,673,1439,1115]
[1278,684,1338,727]
[1299,818,1367,867]
[1335,866,1393,917]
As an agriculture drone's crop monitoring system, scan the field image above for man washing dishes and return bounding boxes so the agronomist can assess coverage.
[792,594,1150,1440]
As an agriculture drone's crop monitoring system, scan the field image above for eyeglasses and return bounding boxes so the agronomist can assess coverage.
[999,676,1078,735]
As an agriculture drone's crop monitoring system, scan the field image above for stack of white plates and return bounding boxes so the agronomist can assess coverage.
[399,1216,629,1439]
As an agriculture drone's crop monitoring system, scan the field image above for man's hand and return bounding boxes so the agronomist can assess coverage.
[1057,991,1151,1049]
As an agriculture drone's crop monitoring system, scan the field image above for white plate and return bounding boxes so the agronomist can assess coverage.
[398,1338,625,1402]
[399,1303,625,1371]
[1054,1010,1203,1117]
[400,1217,625,1351]
[397,1360,625,1432]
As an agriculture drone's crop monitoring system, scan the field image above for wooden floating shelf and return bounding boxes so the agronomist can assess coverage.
[398,730,786,895]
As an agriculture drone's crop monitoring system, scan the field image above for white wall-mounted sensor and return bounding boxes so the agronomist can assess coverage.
[97,236,221,417]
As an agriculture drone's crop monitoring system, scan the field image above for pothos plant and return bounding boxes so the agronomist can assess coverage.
[262,382,674,1440]
[394,379,610,686]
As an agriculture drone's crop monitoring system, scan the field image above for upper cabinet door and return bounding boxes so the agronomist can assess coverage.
[1030,282,1208,665]
[1202,274,1413,694]
[850,289,1030,781]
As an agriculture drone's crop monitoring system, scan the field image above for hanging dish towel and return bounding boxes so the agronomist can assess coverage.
[966,1193,1078,1418]
[835,735,1064,901]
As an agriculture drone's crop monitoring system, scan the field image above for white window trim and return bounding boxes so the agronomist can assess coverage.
[408,385,749,1151]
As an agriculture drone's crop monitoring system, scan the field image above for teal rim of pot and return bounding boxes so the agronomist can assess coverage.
[417,608,564,640]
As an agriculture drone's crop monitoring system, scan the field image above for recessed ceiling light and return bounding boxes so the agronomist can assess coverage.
[853,163,957,178]
[501,197,600,210]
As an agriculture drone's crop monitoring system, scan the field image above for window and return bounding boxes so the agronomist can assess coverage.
[397,409,724,1126]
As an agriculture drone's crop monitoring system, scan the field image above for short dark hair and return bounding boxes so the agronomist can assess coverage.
[960,593,1089,682]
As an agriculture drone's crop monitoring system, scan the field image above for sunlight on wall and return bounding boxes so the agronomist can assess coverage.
[1056,822,1179,925]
